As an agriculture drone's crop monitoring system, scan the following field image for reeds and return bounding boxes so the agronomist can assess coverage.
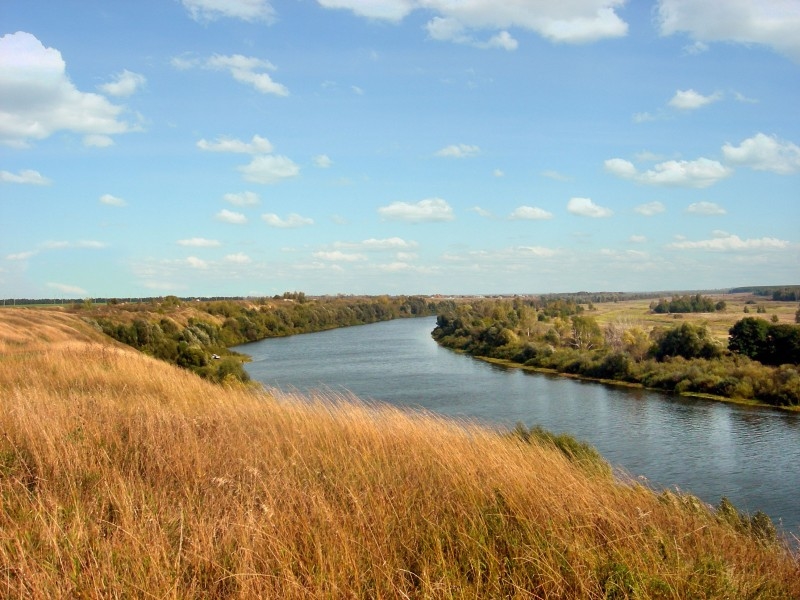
[1,308,798,598]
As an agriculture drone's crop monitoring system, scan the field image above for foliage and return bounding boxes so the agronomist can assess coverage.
[3,312,798,598]
[433,299,800,407]
[729,317,800,366]
[650,294,719,314]
[87,294,439,384]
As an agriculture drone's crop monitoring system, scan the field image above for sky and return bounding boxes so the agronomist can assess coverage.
[1,0,799,299]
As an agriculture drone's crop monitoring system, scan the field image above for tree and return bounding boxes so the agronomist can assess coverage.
[652,322,719,361]
[729,318,770,359]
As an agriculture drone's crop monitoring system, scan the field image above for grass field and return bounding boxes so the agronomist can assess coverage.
[1,307,798,598]
[588,294,798,345]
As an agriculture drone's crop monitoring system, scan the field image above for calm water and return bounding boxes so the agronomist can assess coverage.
[237,317,800,541]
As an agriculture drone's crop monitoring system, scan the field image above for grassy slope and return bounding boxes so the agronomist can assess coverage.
[1,308,798,598]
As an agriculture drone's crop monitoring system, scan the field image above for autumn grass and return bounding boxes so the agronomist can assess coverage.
[1,308,798,598]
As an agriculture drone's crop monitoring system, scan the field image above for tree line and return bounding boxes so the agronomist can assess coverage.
[80,295,439,384]
[432,298,800,407]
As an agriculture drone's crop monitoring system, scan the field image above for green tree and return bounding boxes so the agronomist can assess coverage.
[652,322,719,361]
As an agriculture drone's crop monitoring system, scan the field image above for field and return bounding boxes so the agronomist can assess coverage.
[587,294,798,345]
[1,307,798,598]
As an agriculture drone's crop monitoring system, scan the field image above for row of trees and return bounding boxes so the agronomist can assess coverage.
[649,294,725,314]
[433,300,800,406]
[86,295,439,383]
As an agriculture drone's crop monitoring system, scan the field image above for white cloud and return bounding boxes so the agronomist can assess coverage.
[493,169,505,178]
[722,132,800,174]
[197,134,274,154]
[262,213,314,228]
[656,0,800,63]
[7,251,37,261]
[182,0,275,22]
[223,191,260,206]
[186,256,208,269]
[668,234,789,251]
[238,155,300,184]
[668,89,722,110]
[470,206,493,217]
[686,201,726,216]
[84,134,114,147]
[0,169,50,185]
[435,143,480,158]
[313,250,366,262]
[567,197,613,218]
[314,154,333,168]
[318,0,628,44]
[378,198,454,223]
[630,235,647,243]
[426,17,518,50]
[215,209,247,224]
[335,237,418,251]
[509,206,554,220]
[634,201,665,216]
[633,111,658,123]
[517,246,559,257]
[100,193,126,207]
[99,70,146,97]
[0,32,134,147]
[175,53,288,96]
[225,253,252,264]
[177,238,221,247]
[604,157,732,188]
[47,282,88,295]
[541,169,570,181]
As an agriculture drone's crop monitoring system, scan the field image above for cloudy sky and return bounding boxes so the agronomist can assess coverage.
[2,0,799,298]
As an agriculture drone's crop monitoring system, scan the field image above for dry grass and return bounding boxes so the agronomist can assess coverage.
[1,308,798,598]
[590,294,799,345]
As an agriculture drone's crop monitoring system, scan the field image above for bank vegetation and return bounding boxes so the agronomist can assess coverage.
[1,308,798,598]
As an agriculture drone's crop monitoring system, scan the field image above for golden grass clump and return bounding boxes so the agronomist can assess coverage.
[1,308,798,598]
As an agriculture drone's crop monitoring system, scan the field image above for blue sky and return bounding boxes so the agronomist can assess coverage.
[1,0,798,298]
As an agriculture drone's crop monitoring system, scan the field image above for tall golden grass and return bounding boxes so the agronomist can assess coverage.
[1,308,798,598]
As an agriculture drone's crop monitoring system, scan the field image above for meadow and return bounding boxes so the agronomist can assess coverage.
[1,307,798,598]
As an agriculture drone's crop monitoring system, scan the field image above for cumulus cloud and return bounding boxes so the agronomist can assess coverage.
[186,256,208,269]
[175,53,288,96]
[314,154,333,168]
[215,209,247,224]
[197,134,274,154]
[181,0,275,22]
[313,250,366,262]
[686,201,726,216]
[47,282,88,295]
[318,0,628,45]
[100,193,126,207]
[378,198,454,223]
[225,253,252,263]
[656,0,800,63]
[604,157,732,188]
[335,237,418,251]
[634,201,666,216]
[177,237,221,247]
[0,32,135,147]
[567,197,613,218]
[509,206,554,220]
[471,206,493,217]
[262,213,314,228]
[541,169,570,181]
[722,132,800,174]
[238,155,300,184]
[668,234,789,251]
[99,70,146,97]
[668,89,722,110]
[435,144,480,158]
[0,169,50,185]
[223,191,260,206]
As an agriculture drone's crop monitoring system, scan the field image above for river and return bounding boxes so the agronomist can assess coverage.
[236,316,800,542]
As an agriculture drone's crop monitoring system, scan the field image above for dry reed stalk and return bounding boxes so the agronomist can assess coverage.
[1,308,798,598]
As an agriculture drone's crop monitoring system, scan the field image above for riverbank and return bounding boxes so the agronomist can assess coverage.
[472,353,800,413]
[2,309,799,598]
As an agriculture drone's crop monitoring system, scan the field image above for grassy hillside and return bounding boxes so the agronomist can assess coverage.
[1,308,798,598]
